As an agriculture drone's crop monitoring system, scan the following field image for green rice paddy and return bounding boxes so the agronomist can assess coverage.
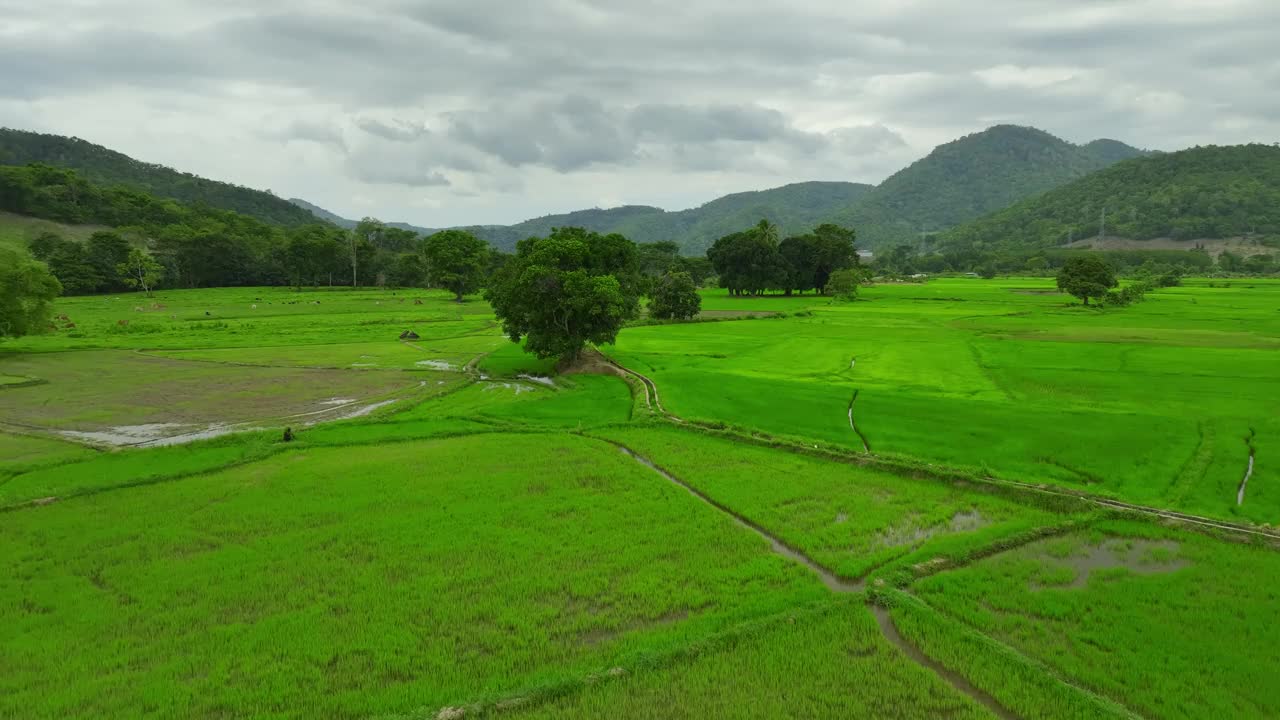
[2,278,1277,718]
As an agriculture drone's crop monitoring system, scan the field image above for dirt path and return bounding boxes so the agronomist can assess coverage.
[870,606,1018,720]
[612,442,862,593]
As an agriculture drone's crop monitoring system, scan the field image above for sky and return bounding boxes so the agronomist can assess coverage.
[2,0,1277,227]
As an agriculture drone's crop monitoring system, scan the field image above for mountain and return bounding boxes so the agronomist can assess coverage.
[287,198,357,229]
[829,125,1147,249]
[940,144,1280,251]
[294,181,874,254]
[0,128,317,227]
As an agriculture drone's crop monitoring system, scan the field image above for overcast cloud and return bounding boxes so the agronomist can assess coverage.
[1,0,1276,226]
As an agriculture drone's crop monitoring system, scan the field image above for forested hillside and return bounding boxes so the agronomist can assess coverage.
[940,144,1280,251]
[830,125,1147,249]
[296,181,874,254]
[0,129,316,227]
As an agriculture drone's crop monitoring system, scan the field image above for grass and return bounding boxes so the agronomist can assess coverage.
[0,210,108,256]
[594,425,1078,582]
[506,599,997,720]
[605,279,1280,523]
[909,519,1280,720]
[4,280,1279,718]
[0,433,830,720]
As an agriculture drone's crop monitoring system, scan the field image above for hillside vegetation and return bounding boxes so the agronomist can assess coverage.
[941,144,1280,251]
[296,181,873,254]
[0,128,316,227]
[830,125,1146,249]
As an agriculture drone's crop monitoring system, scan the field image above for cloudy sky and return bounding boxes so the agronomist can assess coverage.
[2,0,1277,227]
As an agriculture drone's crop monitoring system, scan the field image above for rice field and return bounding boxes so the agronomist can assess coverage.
[2,279,1278,718]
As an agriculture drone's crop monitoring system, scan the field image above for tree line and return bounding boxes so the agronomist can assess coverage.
[706,220,861,296]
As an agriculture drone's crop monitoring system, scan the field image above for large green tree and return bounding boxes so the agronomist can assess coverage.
[485,227,640,362]
[0,249,62,339]
[706,220,788,296]
[648,270,701,320]
[423,229,489,301]
[1056,255,1117,305]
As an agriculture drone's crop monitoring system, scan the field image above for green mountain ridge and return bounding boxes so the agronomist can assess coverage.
[829,125,1148,249]
[0,128,317,227]
[940,144,1280,251]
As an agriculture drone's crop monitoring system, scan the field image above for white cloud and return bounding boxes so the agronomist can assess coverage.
[1,0,1277,226]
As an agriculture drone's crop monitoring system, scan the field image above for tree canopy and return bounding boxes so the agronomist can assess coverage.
[0,128,315,226]
[423,229,489,301]
[648,271,701,321]
[1057,255,1118,305]
[0,248,61,339]
[708,220,858,295]
[484,227,641,362]
[941,144,1280,252]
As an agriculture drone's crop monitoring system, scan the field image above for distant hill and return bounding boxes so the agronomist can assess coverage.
[0,128,317,227]
[940,144,1280,251]
[287,198,357,229]
[294,181,874,254]
[829,125,1147,249]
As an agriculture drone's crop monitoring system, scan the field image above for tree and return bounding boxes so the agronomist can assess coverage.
[809,223,858,292]
[706,220,788,296]
[1056,255,1117,305]
[648,271,701,320]
[86,230,131,291]
[484,227,640,362]
[423,229,489,301]
[352,218,386,287]
[388,253,427,288]
[0,249,62,338]
[779,235,818,295]
[636,241,680,279]
[825,267,866,301]
[117,247,163,296]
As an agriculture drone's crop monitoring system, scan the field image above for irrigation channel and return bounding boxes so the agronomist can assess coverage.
[613,441,1019,720]
[606,356,1280,543]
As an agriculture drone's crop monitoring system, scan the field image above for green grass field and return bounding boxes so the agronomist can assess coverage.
[3,279,1277,718]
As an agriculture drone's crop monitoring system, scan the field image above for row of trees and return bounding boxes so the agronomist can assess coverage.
[707,220,859,295]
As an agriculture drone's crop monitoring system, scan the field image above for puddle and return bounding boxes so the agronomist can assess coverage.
[57,423,239,448]
[57,423,188,445]
[519,374,556,388]
[616,444,862,593]
[950,509,984,532]
[871,606,1017,720]
[1033,538,1187,589]
[319,398,356,406]
[877,510,986,548]
[350,363,378,368]
[482,382,536,395]
[415,360,458,371]
[306,399,399,424]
